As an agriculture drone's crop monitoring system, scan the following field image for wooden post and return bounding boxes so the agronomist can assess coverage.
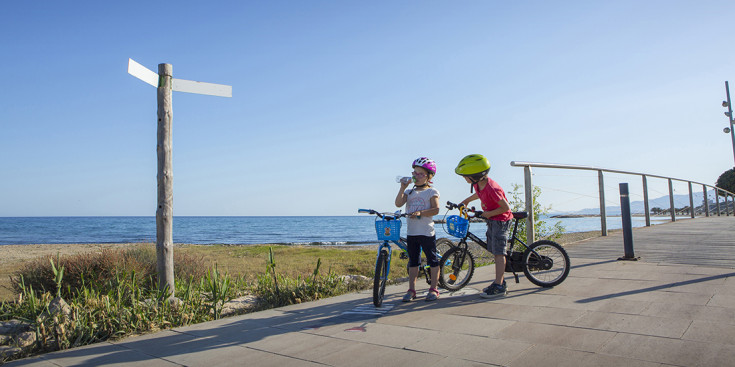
[156,63,175,297]
[127,59,231,300]
[598,170,607,236]
[523,166,534,245]
[668,179,676,222]
[703,185,709,217]
[688,182,695,218]
[642,175,650,226]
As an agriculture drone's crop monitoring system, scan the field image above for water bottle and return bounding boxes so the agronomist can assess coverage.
[395,176,413,184]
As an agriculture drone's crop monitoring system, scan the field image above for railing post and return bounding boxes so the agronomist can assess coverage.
[716,190,721,216]
[668,179,676,222]
[688,182,695,218]
[598,170,607,236]
[727,195,732,216]
[524,166,535,244]
[703,185,710,217]
[642,175,651,226]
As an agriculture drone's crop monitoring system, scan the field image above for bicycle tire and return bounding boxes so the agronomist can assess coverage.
[522,240,570,287]
[435,237,454,259]
[373,250,389,307]
[438,245,475,291]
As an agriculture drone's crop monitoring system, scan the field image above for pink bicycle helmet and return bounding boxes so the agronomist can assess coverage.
[412,157,437,175]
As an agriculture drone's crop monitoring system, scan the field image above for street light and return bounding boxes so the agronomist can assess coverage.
[723,81,735,167]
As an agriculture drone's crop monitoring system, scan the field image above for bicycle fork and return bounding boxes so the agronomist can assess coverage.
[376,242,393,279]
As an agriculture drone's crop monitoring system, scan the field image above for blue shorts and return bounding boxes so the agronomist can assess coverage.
[486,220,511,255]
[406,235,440,267]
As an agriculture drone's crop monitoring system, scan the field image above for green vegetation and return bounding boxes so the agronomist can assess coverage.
[507,183,566,242]
[0,246,388,363]
[716,168,735,195]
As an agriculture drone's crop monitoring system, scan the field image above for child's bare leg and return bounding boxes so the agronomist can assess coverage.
[494,254,505,284]
[408,266,419,290]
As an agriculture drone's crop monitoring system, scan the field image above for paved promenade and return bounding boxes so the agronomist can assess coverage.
[7,216,735,367]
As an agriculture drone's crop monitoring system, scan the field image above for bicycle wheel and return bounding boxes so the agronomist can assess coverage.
[522,240,570,287]
[435,237,455,259]
[373,249,389,307]
[438,245,475,291]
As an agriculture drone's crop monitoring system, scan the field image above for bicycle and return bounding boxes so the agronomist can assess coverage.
[358,209,456,307]
[440,201,570,289]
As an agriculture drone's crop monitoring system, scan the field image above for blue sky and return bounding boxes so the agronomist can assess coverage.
[2,0,734,216]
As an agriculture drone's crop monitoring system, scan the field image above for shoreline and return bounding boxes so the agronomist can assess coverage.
[0,230,605,264]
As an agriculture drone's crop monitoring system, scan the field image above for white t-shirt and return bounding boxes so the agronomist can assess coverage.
[404,187,440,236]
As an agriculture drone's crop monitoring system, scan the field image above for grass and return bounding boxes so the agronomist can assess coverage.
[1,244,386,363]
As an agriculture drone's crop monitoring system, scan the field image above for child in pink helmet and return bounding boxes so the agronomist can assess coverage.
[395,157,441,301]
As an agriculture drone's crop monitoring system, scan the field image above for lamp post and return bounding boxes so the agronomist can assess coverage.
[723,81,735,167]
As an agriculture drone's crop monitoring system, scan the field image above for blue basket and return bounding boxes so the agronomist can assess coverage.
[446,215,469,238]
[375,219,401,241]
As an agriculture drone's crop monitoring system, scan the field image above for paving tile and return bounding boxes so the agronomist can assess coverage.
[641,302,735,322]
[19,342,177,367]
[496,321,616,352]
[507,344,662,367]
[246,331,358,361]
[707,293,735,308]
[317,342,443,367]
[450,301,586,326]
[682,320,735,344]
[599,333,710,366]
[405,331,532,366]
[571,311,691,338]
[312,321,433,348]
[429,356,502,367]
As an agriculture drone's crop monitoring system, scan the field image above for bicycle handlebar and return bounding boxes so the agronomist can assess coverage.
[445,201,485,219]
[357,208,408,220]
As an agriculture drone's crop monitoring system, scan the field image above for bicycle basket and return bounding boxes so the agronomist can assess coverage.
[445,215,469,238]
[375,219,401,241]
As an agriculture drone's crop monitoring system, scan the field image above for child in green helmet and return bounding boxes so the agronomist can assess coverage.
[455,154,513,298]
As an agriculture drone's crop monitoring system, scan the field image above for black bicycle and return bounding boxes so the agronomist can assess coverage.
[440,201,571,288]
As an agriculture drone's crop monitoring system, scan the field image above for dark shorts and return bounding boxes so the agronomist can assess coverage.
[486,220,511,255]
[406,235,440,267]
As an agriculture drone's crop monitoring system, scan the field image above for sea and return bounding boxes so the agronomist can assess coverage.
[0,215,677,246]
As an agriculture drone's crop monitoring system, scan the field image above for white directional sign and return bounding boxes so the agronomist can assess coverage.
[127,58,232,97]
[127,58,158,87]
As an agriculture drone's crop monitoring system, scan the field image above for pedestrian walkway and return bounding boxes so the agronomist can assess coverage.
[7,217,735,367]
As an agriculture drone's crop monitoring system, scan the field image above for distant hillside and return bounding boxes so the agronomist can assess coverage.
[559,190,729,216]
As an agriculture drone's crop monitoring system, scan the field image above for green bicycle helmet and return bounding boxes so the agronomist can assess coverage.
[455,154,491,178]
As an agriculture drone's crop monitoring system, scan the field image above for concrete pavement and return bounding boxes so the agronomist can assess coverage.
[6,217,735,366]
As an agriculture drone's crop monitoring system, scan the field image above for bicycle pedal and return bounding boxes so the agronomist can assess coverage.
[399,252,408,260]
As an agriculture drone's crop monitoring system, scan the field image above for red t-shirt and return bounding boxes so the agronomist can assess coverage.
[474,178,513,221]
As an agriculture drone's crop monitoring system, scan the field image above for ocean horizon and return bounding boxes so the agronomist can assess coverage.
[0,215,679,246]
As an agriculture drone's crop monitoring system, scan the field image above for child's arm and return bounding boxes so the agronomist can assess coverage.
[395,182,410,207]
[460,193,479,207]
[411,194,440,218]
[480,198,511,219]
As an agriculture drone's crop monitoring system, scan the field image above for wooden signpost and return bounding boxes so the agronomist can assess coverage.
[127,58,232,297]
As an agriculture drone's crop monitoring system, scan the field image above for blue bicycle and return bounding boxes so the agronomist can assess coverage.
[358,209,465,307]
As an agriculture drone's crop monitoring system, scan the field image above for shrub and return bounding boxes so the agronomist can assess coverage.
[10,247,207,298]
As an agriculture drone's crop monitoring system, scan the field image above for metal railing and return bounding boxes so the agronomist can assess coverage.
[510,161,735,244]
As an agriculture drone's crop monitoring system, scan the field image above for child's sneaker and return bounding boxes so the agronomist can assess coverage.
[481,282,507,299]
[482,280,506,293]
[402,289,416,302]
